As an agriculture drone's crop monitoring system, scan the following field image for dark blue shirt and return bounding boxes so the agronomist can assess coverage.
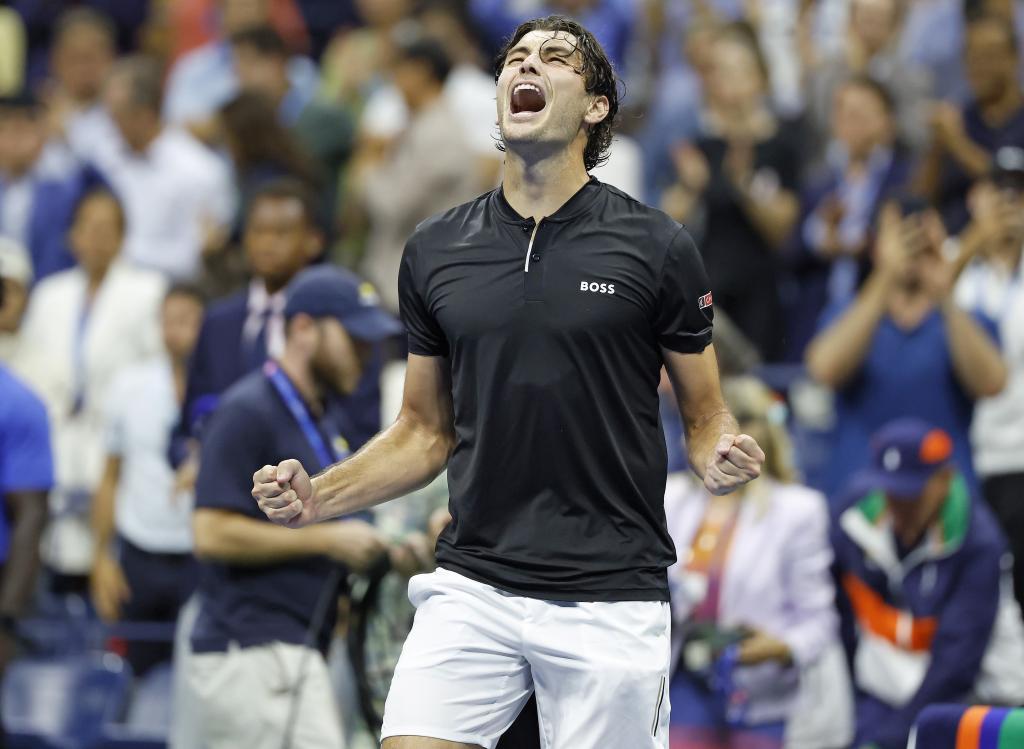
[0,366,54,563]
[819,301,997,503]
[191,368,364,653]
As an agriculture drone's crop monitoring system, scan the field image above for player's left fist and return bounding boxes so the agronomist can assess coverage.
[704,433,765,496]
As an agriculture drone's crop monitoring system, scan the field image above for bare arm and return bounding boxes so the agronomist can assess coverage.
[253,354,455,526]
[941,301,1007,399]
[0,491,47,617]
[662,345,763,494]
[90,456,121,557]
[804,271,890,387]
[89,455,129,622]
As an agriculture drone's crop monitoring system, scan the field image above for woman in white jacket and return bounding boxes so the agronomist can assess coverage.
[16,187,165,587]
[665,376,853,749]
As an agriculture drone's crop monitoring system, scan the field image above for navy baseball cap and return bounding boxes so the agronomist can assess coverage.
[284,266,404,342]
[853,418,954,500]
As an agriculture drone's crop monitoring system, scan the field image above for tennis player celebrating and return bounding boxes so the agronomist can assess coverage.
[253,16,764,749]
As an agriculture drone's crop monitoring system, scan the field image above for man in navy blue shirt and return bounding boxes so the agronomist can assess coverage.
[184,265,404,749]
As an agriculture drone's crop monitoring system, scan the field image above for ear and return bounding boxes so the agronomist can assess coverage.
[583,94,610,127]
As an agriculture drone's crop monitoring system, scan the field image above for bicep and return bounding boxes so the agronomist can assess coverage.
[661,345,728,426]
[398,354,454,440]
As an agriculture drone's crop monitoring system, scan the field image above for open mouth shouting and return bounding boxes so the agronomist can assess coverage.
[510,81,547,121]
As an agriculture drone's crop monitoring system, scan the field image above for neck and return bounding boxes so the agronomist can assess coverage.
[262,275,289,296]
[502,146,590,221]
[277,350,322,414]
[85,266,110,296]
[980,86,1023,124]
[171,355,188,404]
[130,124,161,154]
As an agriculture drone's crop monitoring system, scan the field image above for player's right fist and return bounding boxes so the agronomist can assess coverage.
[252,459,317,528]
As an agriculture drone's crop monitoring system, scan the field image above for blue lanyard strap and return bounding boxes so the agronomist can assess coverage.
[264,361,349,471]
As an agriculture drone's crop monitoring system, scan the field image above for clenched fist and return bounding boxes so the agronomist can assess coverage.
[252,459,318,528]
[704,434,765,496]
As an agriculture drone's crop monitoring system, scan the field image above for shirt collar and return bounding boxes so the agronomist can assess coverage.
[247,279,286,314]
[491,175,603,225]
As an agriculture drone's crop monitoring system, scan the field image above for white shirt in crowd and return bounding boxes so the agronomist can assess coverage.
[104,356,192,554]
[955,254,1024,477]
[243,280,286,360]
[70,126,235,280]
[15,259,165,572]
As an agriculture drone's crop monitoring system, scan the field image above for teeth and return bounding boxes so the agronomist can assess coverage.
[514,83,541,95]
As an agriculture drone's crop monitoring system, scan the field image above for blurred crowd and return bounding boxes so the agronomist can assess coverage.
[0,0,1023,748]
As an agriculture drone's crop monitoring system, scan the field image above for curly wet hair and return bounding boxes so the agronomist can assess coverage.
[494,16,620,171]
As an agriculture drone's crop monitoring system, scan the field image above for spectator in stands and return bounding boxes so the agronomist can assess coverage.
[661,22,799,362]
[163,0,318,130]
[916,14,1024,234]
[185,266,402,748]
[90,283,206,677]
[0,90,79,280]
[0,362,51,676]
[16,188,165,590]
[218,90,319,237]
[804,0,932,167]
[351,35,479,312]
[42,8,118,179]
[0,238,31,365]
[183,179,322,439]
[92,56,235,280]
[789,76,912,358]
[953,147,1024,613]
[832,418,1024,749]
[666,376,852,749]
[805,199,1006,502]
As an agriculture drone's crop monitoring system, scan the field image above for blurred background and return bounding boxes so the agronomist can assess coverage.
[0,0,1023,748]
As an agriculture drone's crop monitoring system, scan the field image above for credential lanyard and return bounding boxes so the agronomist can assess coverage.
[264,361,349,471]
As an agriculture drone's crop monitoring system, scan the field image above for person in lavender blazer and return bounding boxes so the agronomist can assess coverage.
[664,376,854,749]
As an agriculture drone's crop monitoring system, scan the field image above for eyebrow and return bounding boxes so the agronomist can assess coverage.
[504,41,577,62]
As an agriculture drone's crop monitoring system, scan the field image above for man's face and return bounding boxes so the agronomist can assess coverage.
[707,37,764,110]
[162,293,204,361]
[69,193,123,276]
[234,45,289,98]
[103,76,153,152]
[244,197,319,289]
[496,30,604,158]
[850,0,897,53]
[311,317,368,396]
[966,22,1018,103]
[0,110,45,176]
[833,84,892,157]
[886,469,952,545]
[52,25,115,101]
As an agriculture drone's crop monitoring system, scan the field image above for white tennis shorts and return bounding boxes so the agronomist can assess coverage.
[380,566,671,748]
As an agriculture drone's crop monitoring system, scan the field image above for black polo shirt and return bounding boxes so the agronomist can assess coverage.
[398,177,714,602]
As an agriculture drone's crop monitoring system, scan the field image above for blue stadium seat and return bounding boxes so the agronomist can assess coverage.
[89,662,173,748]
[3,654,131,749]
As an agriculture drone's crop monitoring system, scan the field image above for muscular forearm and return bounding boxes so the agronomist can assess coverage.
[805,272,889,387]
[942,301,1006,398]
[686,409,739,481]
[193,509,332,565]
[312,414,453,521]
[0,494,47,616]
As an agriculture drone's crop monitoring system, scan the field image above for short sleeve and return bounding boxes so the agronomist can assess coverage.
[398,238,449,357]
[0,383,54,492]
[103,373,130,457]
[653,227,714,354]
[195,402,267,518]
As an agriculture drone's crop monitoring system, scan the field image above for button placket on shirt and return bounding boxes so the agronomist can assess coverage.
[523,221,546,302]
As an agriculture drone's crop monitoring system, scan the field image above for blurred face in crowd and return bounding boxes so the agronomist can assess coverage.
[0,108,46,177]
[0,277,28,334]
[392,56,437,108]
[885,467,953,546]
[162,292,205,362]
[51,22,115,102]
[103,73,159,153]
[233,45,289,100]
[244,196,321,292]
[289,314,368,396]
[833,82,894,159]
[707,35,765,112]
[965,20,1018,104]
[354,0,410,28]
[849,0,898,54]
[220,0,270,35]
[69,191,124,279]
[497,30,608,161]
